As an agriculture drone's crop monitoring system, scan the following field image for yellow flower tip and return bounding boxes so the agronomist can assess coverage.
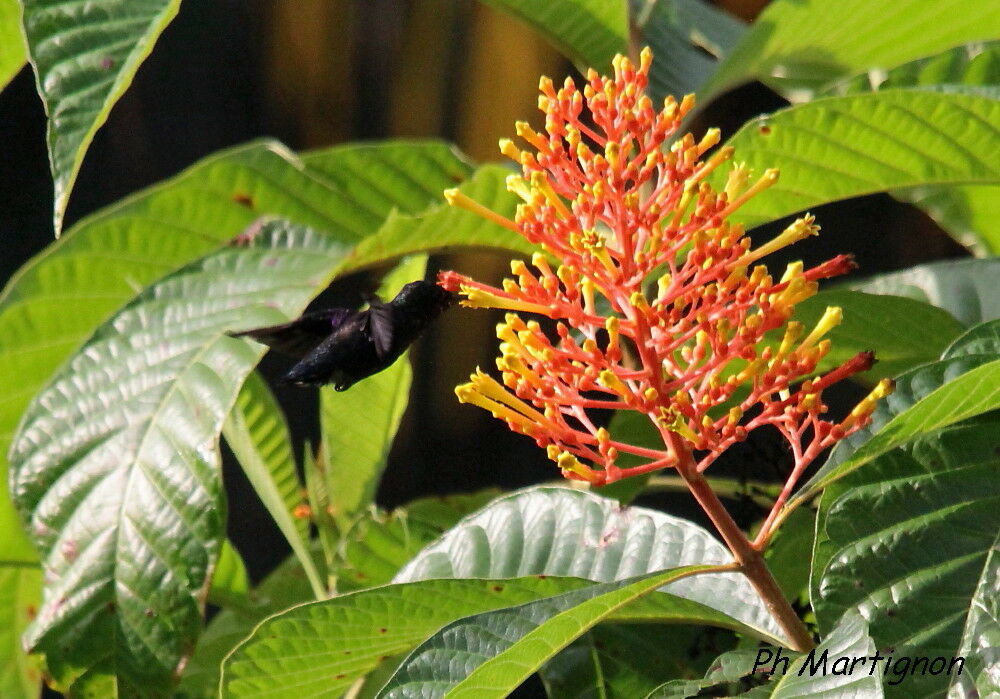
[800,306,843,350]
[599,369,629,395]
[538,75,554,93]
[443,187,460,205]
[780,261,804,284]
[697,128,722,155]
[643,387,659,402]
[455,383,476,403]
[728,407,742,426]
[595,426,610,444]
[629,291,650,312]
[510,259,528,276]
[639,46,653,71]
[499,138,520,160]
[873,377,895,400]
[680,93,696,115]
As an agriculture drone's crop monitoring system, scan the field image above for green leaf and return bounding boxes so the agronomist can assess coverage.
[207,540,250,611]
[789,356,1000,508]
[224,371,322,598]
[702,0,1000,100]
[0,139,477,571]
[377,566,719,699]
[320,256,422,529]
[21,0,183,233]
[718,90,1000,231]
[646,648,768,698]
[0,566,42,699]
[8,221,347,689]
[850,258,1000,327]
[632,0,746,103]
[814,418,999,697]
[0,0,26,91]
[394,486,790,646]
[823,42,1000,256]
[346,163,534,273]
[792,290,964,381]
[179,551,318,698]
[223,572,745,698]
[477,0,628,69]
[943,318,1000,358]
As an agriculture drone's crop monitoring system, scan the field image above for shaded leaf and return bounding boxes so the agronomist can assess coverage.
[8,221,347,689]
[478,0,628,69]
[942,318,1000,359]
[632,0,746,103]
[850,258,1000,327]
[21,0,183,233]
[394,486,790,646]
[793,290,964,381]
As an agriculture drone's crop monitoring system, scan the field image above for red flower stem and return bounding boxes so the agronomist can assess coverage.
[665,430,815,652]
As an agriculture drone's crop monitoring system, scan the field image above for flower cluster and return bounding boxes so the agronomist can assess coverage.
[439,49,891,505]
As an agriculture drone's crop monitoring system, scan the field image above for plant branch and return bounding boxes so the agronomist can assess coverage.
[664,431,815,652]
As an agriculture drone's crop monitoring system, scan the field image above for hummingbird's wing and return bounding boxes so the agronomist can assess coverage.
[364,302,395,359]
[229,308,353,359]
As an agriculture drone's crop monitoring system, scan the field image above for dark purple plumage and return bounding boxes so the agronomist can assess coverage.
[230,280,454,390]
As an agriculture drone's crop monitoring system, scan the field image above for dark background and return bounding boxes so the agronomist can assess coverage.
[0,0,966,584]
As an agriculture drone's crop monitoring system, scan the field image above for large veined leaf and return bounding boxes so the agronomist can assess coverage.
[814,418,1000,697]
[824,42,1000,256]
[477,0,627,70]
[0,139,479,563]
[631,0,746,103]
[8,221,348,690]
[702,0,1000,100]
[850,258,1000,327]
[394,487,790,646]
[717,90,1000,231]
[376,566,719,699]
[0,566,42,699]
[320,256,422,530]
[221,571,754,698]
[0,0,25,91]
[20,0,183,233]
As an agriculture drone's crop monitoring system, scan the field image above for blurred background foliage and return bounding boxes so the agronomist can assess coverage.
[0,0,968,584]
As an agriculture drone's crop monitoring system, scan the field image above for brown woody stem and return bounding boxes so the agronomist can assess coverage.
[665,432,815,652]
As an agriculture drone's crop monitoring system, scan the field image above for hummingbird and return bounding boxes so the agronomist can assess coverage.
[230,280,454,390]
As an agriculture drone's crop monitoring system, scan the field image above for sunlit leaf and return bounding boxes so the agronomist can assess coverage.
[0,0,25,91]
